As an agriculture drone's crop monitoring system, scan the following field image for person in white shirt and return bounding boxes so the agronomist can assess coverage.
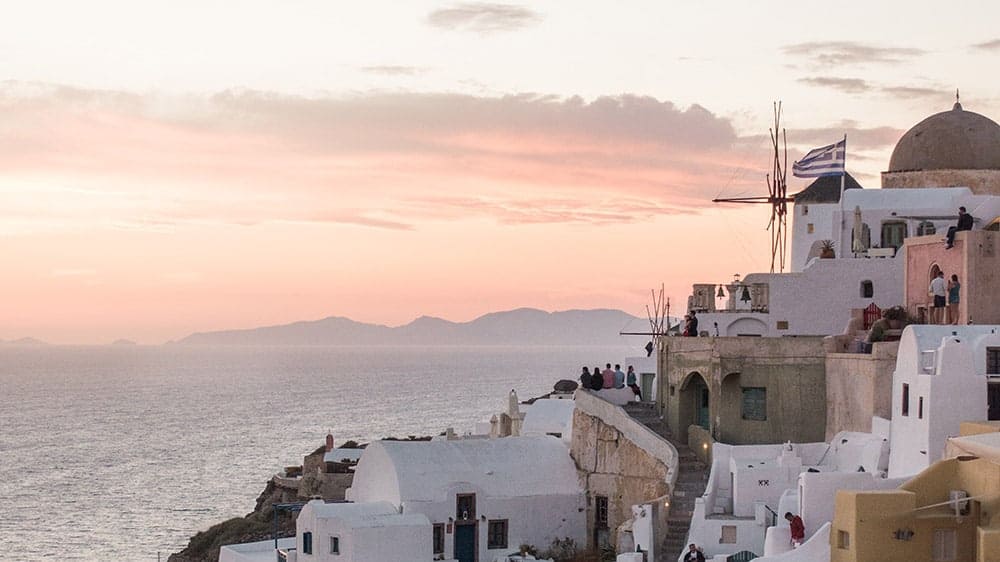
[929,271,947,324]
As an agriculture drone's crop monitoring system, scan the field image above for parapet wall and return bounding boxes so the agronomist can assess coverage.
[570,391,678,554]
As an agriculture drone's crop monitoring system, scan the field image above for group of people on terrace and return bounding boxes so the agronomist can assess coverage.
[579,363,642,400]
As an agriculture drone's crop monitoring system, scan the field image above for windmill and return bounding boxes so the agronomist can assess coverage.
[713,102,792,273]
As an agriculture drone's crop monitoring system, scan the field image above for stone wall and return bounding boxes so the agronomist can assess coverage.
[825,342,898,439]
[881,168,1000,194]
[570,391,678,555]
[658,336,827,445]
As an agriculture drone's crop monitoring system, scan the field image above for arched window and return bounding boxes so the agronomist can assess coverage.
[917,221,936,236]
[860,280,874,299]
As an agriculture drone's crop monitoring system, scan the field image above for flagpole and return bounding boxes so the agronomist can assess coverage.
[840,134,847,255]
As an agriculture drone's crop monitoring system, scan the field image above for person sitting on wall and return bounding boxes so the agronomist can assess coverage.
[626,365,642,400]
[579,366,592,391]
[945,206,974,249]
[785,512,805,547]
[590,367,604,391]
[613,364,625,389]
[601,363,615,389]
[683,543,706,562]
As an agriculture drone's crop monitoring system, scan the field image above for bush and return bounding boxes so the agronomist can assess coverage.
[540,537,579,561]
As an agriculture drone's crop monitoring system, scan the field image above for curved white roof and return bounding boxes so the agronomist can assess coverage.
[349,436,582,505]
[520,398,575,441]
[902,324,1000,353]
[303,500,430,528]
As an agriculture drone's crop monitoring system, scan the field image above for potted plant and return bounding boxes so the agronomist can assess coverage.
[819,240,836,259]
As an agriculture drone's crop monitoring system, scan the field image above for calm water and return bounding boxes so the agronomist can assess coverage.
[0,344,631,561]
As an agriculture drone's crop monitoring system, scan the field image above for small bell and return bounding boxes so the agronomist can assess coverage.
[741,285,752,303]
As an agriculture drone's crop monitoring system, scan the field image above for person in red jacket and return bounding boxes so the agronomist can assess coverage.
[785,512,805,546]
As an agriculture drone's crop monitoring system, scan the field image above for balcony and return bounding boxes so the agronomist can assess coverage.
[689,283,769,314]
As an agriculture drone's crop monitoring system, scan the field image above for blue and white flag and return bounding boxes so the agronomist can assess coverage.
[792,137,846,178]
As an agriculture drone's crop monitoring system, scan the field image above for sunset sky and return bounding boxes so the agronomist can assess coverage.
[3,1,1000,343]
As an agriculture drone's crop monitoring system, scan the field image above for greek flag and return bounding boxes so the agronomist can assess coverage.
[792,137,846,178]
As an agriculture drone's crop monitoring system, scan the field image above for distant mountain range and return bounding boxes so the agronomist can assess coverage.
[1,337,48,346]
[177,308,648,346]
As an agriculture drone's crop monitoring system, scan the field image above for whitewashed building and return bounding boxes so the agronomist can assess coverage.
[683,430,892,560]
[692,184,1000,338]
[347,436,587,562]
[291,501,431,562]
[887,324,1000,478]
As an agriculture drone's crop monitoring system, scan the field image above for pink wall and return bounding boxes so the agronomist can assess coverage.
[902,234,965,324]
[903,231,1000,325]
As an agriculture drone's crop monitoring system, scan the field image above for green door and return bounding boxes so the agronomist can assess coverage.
[698,387,710,429]
[640,372,655,402]
[455,524,475,562]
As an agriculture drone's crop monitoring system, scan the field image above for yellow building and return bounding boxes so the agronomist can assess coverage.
[830,427,1000,562]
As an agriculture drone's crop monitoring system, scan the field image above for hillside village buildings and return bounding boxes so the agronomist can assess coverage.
[218,100,1000,562]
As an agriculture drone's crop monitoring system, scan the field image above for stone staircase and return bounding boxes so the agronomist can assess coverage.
[623,402,709,562]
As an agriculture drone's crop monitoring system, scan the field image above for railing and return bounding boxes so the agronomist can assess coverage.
[763,505,779,528]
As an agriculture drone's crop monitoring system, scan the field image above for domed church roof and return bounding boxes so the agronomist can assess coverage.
[888,98,1000,172]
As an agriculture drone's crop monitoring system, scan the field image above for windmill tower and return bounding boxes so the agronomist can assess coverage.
[713,102,792,273]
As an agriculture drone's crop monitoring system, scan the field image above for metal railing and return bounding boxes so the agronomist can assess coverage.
[763,505,779,528]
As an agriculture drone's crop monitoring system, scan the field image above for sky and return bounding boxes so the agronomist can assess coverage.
[3,1,1000,344]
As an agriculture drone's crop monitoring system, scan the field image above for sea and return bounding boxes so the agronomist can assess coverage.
[0,344,633,561]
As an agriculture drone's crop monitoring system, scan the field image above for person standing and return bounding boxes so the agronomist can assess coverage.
[948,274,961,324]
[785,512,805,547]
[626,365,642,400]
[683,543,705,562]
[946,206,974,248]
[579,367,592,391]
[688,310,699,336]
[602,363,615,389]
[930,271,947,324]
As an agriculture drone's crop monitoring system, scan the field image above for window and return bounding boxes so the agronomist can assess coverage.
[837,530,850,549]
[902,384,910,416]
[919,397,924,419]
[720,525,737,544]
[918,221,937,236]
[302,531,313,555]
[802,205,809,216]
[988,347,1000,375]
[741,387,767,421]
[807,223,815,234]
[860,280,874,299]
[487,520,508,549]
[456,493,476,520]
[595,495,609,528]
[776,321,789,330]
[432,524,444,554]
[881,221,908,250]
[329,536,340,555]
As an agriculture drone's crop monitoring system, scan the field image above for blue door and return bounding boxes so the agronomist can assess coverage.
[455,523,476,562]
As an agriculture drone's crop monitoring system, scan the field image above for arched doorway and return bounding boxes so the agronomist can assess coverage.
[680,372,710,431]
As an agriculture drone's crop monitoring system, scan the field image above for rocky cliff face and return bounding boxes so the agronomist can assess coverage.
[168,448,355,562]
